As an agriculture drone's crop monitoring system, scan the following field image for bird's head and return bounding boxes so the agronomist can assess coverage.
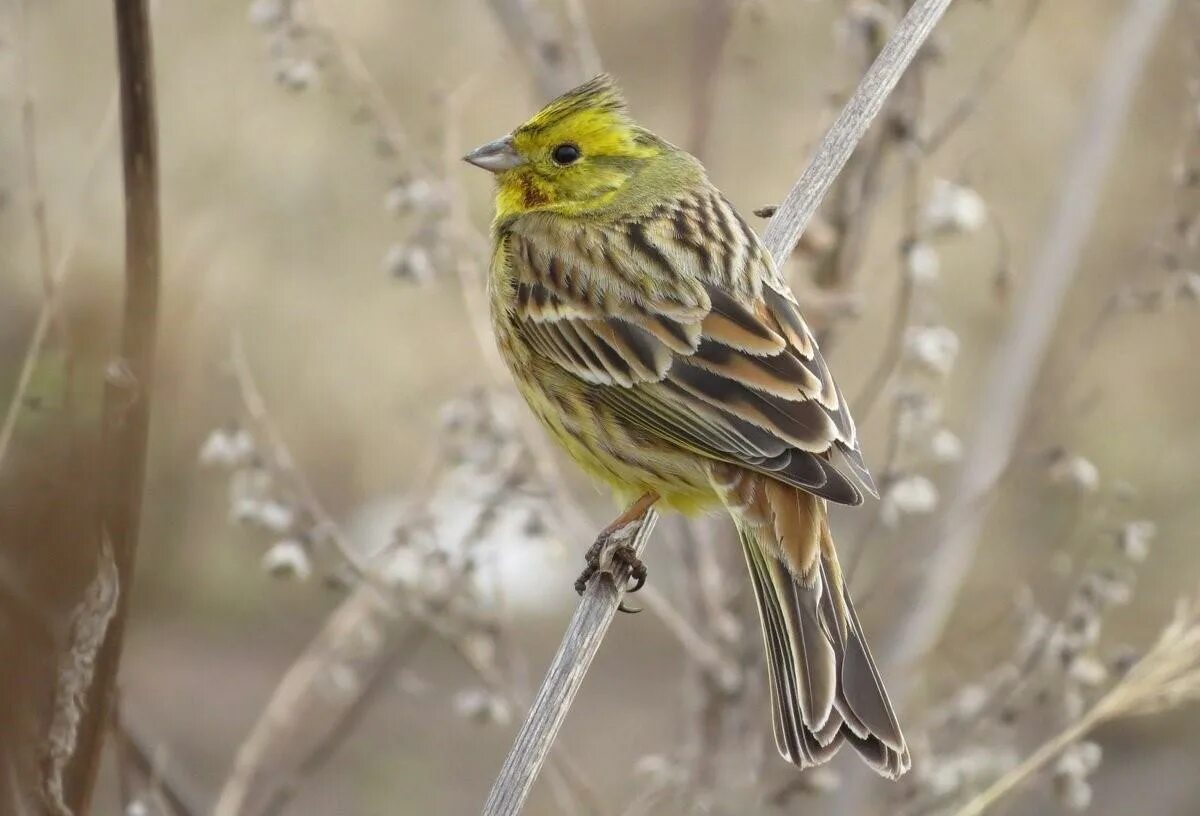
[464,75,687,221]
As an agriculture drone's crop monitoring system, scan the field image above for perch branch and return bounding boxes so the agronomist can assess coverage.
[484,1,951,810]
[482,509,659,816]
[64,0,162,811]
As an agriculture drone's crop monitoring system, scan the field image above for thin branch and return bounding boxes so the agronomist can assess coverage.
[65,0,162,810]
[879,0,1174,685]
[12,0,62,327]
[229,333,380,581]
[760,0,951,265]
[486,0,589,98]
[112,713,199,816]
[482,508,659,816]
[686,0,739,161]
[0,88,119,471]
[562,0,602,79]
[919,0,1046,155]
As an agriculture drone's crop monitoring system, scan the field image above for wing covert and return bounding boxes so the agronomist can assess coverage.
[504,190,875,504]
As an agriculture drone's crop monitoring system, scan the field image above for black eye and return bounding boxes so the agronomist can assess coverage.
[551,143,581,165]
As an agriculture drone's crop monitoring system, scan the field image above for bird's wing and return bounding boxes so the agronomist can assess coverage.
[506,190,874,505]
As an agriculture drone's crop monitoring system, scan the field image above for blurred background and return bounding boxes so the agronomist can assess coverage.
[2,0,1199,814]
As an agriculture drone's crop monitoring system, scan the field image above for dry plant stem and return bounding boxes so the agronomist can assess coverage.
[687,0,739,161]
[307,0,437,180]
[760,0,951,263]
[811,2,898,302]
[229,333,379,580]
[251,625,431,816]
[65,0,161,810]
[919,0,1045,154]
[11,0,65,338]
[880,0,1174,686]
[487,0,589,97]
[951,713,1096,816]
[482,508,660,816]
[0,89,119,470]
[113,714,199,816]
[952,590,1200,816]
[562,0,602,79]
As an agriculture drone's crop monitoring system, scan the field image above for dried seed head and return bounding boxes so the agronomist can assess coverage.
[904,325,960,377]
[384,177,446,215]
[453,688,511,725]
[1117,520,1156,562]
[881,474,939,527]
[274,57,319,91]
[247,0,286,27]
[923,178,988,234]
[905,240,941,285]
[1068,654,1109,687]
[199,426,256,468]
[1055,772,1094,811]
[262,539,312,580]
[257,499,297,534]
[383,243,435,284]
[1047,452,1100,493]
[1169,269,1200,302]
[930,428,963,463]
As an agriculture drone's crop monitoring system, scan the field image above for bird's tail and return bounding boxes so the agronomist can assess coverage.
[718,467,910,778]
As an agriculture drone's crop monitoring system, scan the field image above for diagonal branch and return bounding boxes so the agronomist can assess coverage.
[482,1,952,812]
[483,509,659,816]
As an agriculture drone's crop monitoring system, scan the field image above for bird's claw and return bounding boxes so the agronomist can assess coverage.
[573,533,649,614]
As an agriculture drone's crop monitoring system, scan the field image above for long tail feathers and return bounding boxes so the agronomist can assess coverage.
[723,469,910,778]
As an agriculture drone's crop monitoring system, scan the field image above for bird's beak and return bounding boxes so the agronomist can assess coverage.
[463,135,525,173]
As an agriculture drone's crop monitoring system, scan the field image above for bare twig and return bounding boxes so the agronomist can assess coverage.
[687,0,740,161]
[211,585,428,816]
[919,0,1046,155]
[112,712,199,816]
[229,333,379,580]
[0,83,118,470]
[761,0,951,265]
[11,0,62,330]
[483,508,660,816]
[64,0,162,810]
[486,0,590,98]
[563,0,602,79]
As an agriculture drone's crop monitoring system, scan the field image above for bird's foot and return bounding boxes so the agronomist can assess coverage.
[573,499,655,614]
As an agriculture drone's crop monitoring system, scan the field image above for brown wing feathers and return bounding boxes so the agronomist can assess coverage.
[509,194,871,505]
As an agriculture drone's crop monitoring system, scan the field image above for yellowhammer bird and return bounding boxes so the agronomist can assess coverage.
[465,75,909,778]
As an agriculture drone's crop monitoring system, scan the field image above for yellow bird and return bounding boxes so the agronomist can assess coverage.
[465,75,909,778]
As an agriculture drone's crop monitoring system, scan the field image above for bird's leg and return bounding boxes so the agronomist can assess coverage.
[574,492,658,607]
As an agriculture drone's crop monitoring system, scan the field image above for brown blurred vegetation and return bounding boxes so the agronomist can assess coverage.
[2,0,1200,814]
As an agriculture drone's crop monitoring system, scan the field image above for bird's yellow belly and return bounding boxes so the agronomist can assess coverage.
[516,367,720,514]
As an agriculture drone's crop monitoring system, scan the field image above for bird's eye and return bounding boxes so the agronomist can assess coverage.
[551,143,581,165]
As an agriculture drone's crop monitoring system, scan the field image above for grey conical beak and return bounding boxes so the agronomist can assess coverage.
[463,135,524,173]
